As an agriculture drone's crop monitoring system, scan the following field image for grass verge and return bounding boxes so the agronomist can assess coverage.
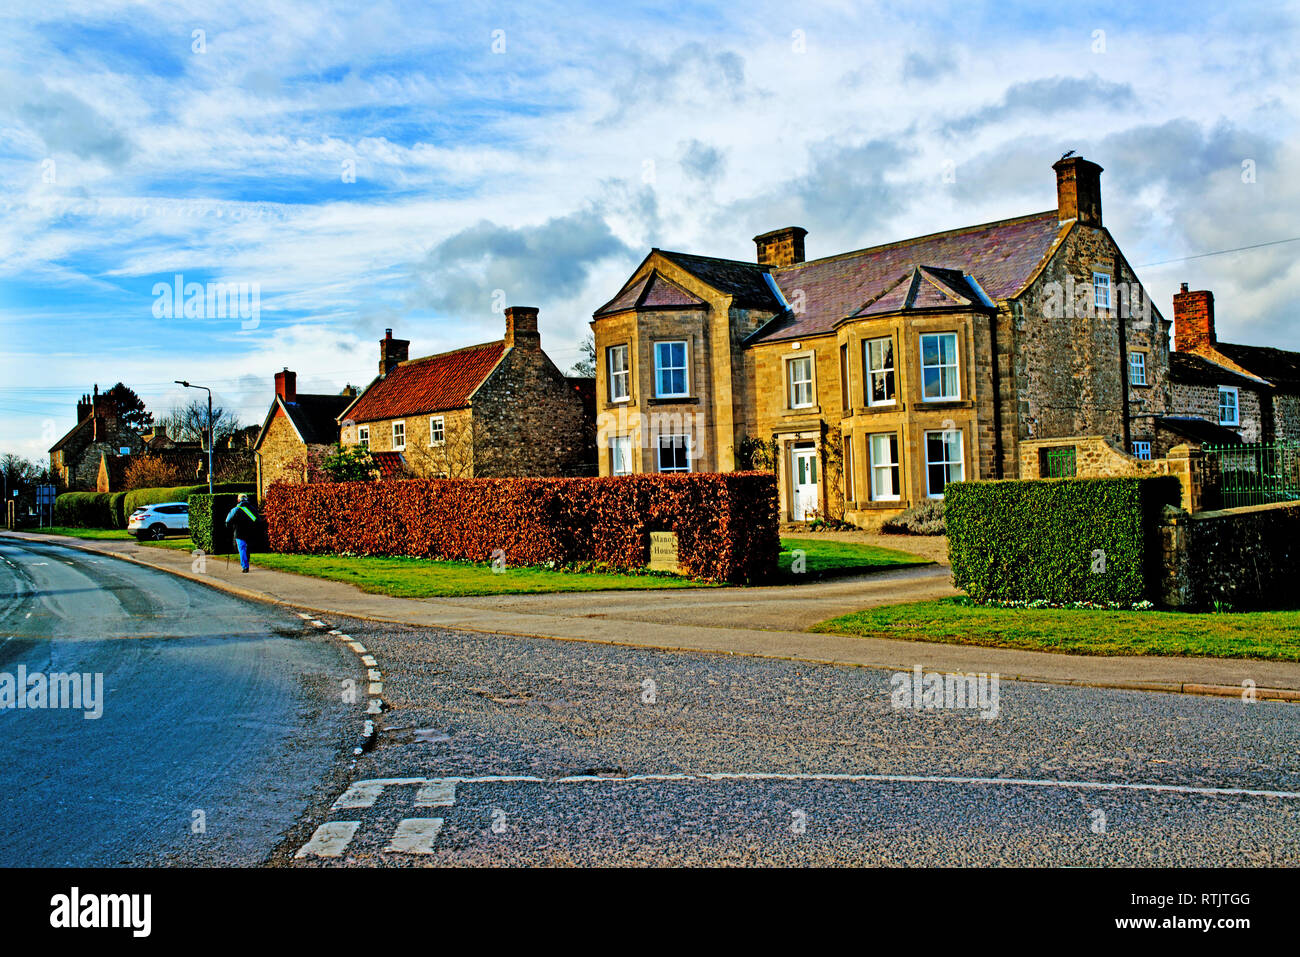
[778,538,930,580]
[812,598,1300,661]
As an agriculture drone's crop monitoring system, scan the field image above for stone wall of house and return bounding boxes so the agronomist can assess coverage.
[351,407,473,477]
[1159,500,1300,609]
[57,430,143,491]
[1274,393,1300,444]
[471,341,591,477]
[1018,435,1204,513]
[1170,381,1264,443]
[1012,224,1171,459]
[256,408,315,497]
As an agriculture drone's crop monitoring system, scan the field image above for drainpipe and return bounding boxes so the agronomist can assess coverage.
[1116,256,1131,451]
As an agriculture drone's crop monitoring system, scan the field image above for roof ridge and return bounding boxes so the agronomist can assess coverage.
[774,210,1059,271]
[396,340,503,367]
[656,248,769,270]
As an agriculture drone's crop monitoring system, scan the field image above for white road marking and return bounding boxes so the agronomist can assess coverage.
[414,781,456,807]
[310,620,327,628]
[295,612,312,620]
[348,772,1300,801]
[295,821,360,858]
[368,682,383,696]
[361,655,377,667]
[328,629,344,636]
[386,818,443,854]
[367,699,383,715]
[333,781,387,809]
[367,668,381,681]
[348,642,366,653]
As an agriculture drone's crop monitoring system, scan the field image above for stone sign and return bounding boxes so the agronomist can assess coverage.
[647,531,681,573]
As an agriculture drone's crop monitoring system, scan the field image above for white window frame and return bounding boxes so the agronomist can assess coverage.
[1093,271,1112,310]
[1131,441,1152,460]
[924,429,964,499]
[657,434,691,473]
[654,340,689,399]
[392,420,406,451]
[843,434,855,501]
[607,344,630,403]
[610,435,633,476]
[865,336,896,406]
[787,354,815,409]
[869,432,900,502]
[920,332,960,402]
[429,416,445,446]
[1128,351,1147,386]
[358,425,369,448]
[1218,386,1240,426]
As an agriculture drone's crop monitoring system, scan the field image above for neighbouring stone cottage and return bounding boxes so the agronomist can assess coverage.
[338,308,596,478]
[252,369,357,499]
[49,385,144,491]
[591,155,1172,525]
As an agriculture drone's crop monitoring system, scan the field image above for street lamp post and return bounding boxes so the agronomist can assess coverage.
[175,380,214,495]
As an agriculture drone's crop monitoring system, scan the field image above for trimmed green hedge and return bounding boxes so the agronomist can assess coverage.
[945,477,1181,603]
[110,491,129,529]
[54,492,115,529]
[123,483,254,518]
[189,494,265,554]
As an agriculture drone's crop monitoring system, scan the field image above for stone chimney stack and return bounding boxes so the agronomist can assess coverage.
[77,393,93,422]
[379,328,410,375]
[1173,283,1216,353]
[504,306,541,350]
[274,368,297,403]
[1053,155,1103,227]
[754,227,808,267]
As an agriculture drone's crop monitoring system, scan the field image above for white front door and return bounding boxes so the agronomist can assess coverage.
[791,447,819,520]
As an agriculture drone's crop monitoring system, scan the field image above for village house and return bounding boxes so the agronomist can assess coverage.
[49,385,145,491]
[252,369,358,498]
[337,308,596,478]
[591,155,1171,524]
[1163,284,1300,447]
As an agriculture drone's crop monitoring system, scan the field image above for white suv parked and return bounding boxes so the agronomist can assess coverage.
[128,502,190,540]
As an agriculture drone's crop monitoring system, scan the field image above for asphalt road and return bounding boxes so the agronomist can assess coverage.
[286,617,1300,867]
[0,537,356,867]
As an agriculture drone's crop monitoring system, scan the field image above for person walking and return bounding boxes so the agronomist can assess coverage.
[225,494,260,573]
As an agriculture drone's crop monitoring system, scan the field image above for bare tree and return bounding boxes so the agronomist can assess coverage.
[159,400,242,447]
[568,333,596,377]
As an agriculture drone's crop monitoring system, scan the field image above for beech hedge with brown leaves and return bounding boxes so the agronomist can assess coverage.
[265,472,780,584]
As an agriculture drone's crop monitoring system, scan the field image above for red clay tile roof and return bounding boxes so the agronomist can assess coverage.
[594,270,707,316]
[345,341,505,423]
[368,450,409,479]
[748,210,1065,343]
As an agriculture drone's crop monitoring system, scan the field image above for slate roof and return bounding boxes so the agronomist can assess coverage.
[750,211,1065,343]
[254,392,354,450]
[1156,416,1244,446]
[1214,342,1300,393]
[49,415,94,453]
[654,251,781,311]
[594,271,707,317]
[343,341,506,423]
[845,265,991,321]
[1169,352,1266,390]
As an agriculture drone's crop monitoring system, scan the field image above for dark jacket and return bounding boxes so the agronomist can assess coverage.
[225,502,259,541]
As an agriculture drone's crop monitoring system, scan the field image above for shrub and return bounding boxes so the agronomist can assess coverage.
[190,494,266,554]
[945,477,1180,603]
[53,492,115,528]
[880,499,946,535]
[123,456,186,490]
[123,482,254,518]
[109,491,130,529]
[267,473,780,584]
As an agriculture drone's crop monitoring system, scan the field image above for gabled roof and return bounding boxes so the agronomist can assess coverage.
[1169,352,1267,390]
[843,265,992,321]
[1214,342,1300,393]
[49,415,94,453]
[654,251,781,310]
[593,270,708,317]
[750,211,1065,343]
[343,341,506,424]
[1156,416,1244,446]
[254,392,354,449]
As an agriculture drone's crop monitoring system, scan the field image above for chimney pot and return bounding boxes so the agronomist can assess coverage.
[753,226,808,267]
[1053,155,1103,227]
[1173,286,1216,353]
[379,329,410,374]
[504,306,541,350]
[274,368,298,403]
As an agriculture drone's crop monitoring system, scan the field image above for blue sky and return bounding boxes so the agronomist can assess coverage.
[1,0,1297,459]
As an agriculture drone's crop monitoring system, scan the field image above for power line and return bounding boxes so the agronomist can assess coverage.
[1138,236,1300,269]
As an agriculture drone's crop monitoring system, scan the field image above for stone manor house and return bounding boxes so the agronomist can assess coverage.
[589,154,1299,524]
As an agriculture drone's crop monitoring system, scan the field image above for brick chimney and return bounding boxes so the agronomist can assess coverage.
[274,367,297,403]
[1053,155,1103,227]
[1173,283,1216,353]
[504,306,541,350]
[379,328,410,375]
[77,392,92,422]
[754,227,808,267]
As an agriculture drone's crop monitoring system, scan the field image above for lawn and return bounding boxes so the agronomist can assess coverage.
[812,598,1300,662]
[23,526,139,541]
[778,538,929,580]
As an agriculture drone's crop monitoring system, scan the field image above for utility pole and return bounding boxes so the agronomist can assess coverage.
[175,380,215,494]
